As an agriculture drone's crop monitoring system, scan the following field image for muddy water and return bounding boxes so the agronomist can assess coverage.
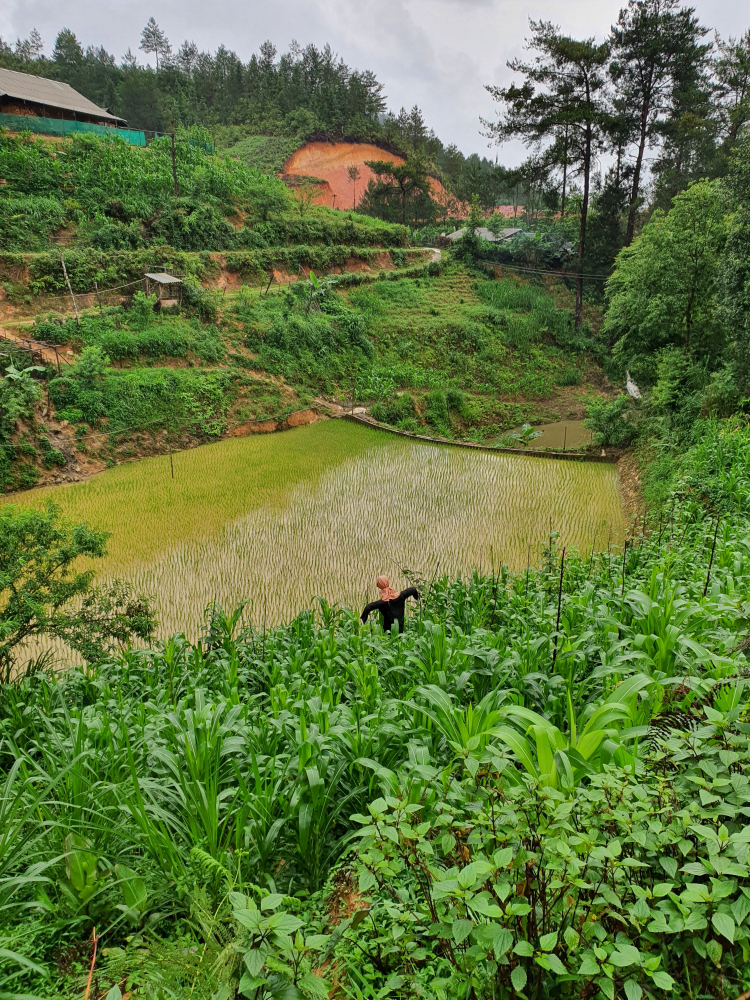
[8,420,622,641]
[505,420,593,450]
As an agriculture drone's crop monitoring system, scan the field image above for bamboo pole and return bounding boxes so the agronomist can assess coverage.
[703,517,720,598]
[551,547,566,669]
[58,251,79,325]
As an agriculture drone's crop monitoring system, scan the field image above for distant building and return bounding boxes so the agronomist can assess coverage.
[0,66,124,127]
[443,227,524,243]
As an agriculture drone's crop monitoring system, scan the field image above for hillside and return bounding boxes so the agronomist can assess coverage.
[0,130,612,495]
[281,140,456,213]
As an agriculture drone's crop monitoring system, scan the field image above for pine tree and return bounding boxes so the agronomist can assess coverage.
[610,0,710,245]
[139,17,171,70]
[53,28,83,69]
[484,19,610,329]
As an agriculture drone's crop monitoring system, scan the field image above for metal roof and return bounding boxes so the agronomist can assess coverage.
[144,273,182,284]
[0,67,123,123]
[445,226,523,243]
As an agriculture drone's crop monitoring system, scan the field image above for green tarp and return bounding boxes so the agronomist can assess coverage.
[0,113,146,146]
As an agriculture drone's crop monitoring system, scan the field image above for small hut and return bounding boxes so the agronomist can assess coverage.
[143,271,183,310]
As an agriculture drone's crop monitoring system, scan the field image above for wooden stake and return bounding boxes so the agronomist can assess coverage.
[551,547,566,669]
[563,425,567,452]
[59,251,79,325]
[703,516,720,598]
[262,600,267,662]
[94,279,104,316]
[82,926,98,1000]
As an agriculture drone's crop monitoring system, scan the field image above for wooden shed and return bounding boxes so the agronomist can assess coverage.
[0,66,125,126]
[143,272,183,310]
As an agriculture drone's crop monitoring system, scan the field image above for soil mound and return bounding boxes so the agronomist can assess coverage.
[282,141,454,213]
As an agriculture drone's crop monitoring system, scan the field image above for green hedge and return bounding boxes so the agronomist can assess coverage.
[252,217,408,247]
[0,247,433,294]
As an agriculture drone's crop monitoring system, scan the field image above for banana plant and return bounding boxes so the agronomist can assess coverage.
[305,269,336,315]
[491,673,655,788]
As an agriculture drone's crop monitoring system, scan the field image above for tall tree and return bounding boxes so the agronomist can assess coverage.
[140,17,171,71]
[14,28,44,61]
[603,180,727,383]
[363,157,433,225]
[651,35,716,207]
[484,20,610,328]
[715,30,750,144]
[347,164,361,210]
[52,28,83,71]
[610,0,710,246]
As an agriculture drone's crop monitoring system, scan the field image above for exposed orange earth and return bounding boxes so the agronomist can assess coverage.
[282,141,523,221]
[282,141,454,212]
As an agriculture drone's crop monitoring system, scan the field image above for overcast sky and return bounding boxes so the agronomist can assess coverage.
[1,0,748,161]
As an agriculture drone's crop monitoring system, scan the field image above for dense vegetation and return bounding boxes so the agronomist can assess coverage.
[1,5,750,996]
[4,10,747,241]
[1,419,749,997]
[0,131,405,254]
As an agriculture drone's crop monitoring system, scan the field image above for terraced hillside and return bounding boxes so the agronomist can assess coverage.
[0,131,609,494]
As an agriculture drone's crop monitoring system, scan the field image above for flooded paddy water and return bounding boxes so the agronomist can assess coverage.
[7,420,623,639]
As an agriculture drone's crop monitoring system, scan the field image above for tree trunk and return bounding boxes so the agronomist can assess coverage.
[685,286,695,351]
[575,125,592,331]
[625,88,652,247]
[561,125,568,217]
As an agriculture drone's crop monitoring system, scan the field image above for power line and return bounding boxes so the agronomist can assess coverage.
[472,257,612,282]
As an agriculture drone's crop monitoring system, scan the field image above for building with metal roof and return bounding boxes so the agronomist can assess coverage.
[443,227,524,243]
[0,66,124,125]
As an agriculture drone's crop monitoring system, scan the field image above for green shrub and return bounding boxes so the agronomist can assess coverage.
[370,392,416,426]
[38,437,66,468]
[0,364,43,440]
[678,418,750,515]
[425,388,449,432]
[559,365,581,385]
[584,394,637,447]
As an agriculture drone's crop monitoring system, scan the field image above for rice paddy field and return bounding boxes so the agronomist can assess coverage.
[6,419,624,639]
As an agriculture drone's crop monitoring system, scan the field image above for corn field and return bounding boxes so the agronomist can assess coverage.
[0,480,748,997]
